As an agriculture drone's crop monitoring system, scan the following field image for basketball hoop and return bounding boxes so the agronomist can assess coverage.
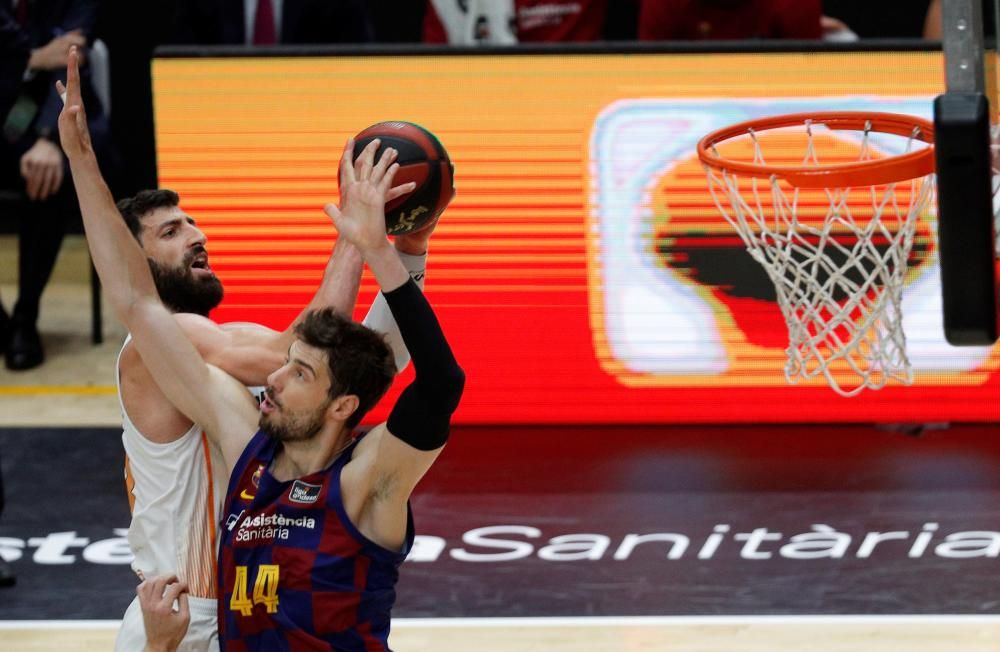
[697,112,936,397]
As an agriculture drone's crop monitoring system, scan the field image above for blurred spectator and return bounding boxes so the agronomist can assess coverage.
[93,0,176,199]
[0,5,28,589]
[923,0,942,39]
[1,0,110,371]
[168,0,374,45]
[424,0,517,45]
[369,0,427,43]
[821,14,858,42]
[93,0,375,224]
[423,0,610,44]
[638,0,822,41]
[823,0,932,39]
[515,0,608,41]
[0,5,29,118]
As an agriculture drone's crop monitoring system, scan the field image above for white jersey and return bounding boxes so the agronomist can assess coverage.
[115,336,228,651]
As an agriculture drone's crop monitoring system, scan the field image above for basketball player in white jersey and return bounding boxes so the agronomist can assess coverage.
[58,52,438,651]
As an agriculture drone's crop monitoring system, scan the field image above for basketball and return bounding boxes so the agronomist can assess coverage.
[352,121,455,235]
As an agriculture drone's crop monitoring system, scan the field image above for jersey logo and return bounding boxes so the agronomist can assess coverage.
[226,509,245,532]
[239,464,265,500]
[289,480,322,504]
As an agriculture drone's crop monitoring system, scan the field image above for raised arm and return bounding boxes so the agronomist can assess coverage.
[328,137,464,548]
[187,139,422,386]
[57,48,258,465]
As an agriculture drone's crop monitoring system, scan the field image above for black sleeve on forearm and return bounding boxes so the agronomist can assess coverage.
[383,278,465,451]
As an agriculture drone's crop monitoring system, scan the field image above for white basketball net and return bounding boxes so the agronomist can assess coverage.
[704,120,934,397]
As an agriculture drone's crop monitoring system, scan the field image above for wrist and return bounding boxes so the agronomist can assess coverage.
[358,238,394,259]
[143,644,173,652]
[363,239,398,265]
[36,126,56,144]
[394,236,428,256]
[365,244,411,292]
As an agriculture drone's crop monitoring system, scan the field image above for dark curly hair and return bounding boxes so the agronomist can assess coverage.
[116,189,181,242]
[295,308,396,429]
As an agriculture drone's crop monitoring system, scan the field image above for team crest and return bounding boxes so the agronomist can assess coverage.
[239,464,265,500]
[289,480,322,504]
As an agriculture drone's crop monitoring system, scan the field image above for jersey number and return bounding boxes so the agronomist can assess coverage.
[230,564,280,616]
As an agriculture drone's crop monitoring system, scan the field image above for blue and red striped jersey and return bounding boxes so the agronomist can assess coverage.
[218,430,414,651]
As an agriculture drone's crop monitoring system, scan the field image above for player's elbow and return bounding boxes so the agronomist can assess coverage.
[121,294,164,331]
[437,364,465,415]
[421,362,464,415]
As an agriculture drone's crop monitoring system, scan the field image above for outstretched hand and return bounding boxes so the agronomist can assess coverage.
[55,46,93,162]
[137,574,190,652]
[324,138,415,254]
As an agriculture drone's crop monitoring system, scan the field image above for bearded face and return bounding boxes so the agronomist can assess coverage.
[259,387,331,443]
[147,245,224,316]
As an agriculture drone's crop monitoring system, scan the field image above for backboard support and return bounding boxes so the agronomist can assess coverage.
[934,0,999,345]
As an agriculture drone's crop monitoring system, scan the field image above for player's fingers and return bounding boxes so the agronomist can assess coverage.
[150,574,178,601]
[371,147,397,182]
[356,138,379,180]
[385,181,416,203]
[377,162,400,196]
[55,80,67,104]
[38,165,55,200]
[45,163,63,198]
[24,167,41,201]
[66,47,82,105]
[161,580,188,606]
[339,138,356,184]
[323,203,342,224]
[72,104,87,132]
[64,31,87,47]
[177,591,191,622]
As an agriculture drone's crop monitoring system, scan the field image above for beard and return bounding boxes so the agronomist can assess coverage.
[148,249,224,316]
[260,397,330,443]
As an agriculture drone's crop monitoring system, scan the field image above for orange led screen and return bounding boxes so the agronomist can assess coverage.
[152,50,1000,424]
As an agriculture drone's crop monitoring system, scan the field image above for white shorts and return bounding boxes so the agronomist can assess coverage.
[116,594,219,652]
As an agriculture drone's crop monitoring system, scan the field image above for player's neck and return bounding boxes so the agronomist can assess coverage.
[271,424,352,481]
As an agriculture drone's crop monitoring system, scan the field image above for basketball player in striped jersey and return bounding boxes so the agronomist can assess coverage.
[57,53,435,652]
[61,46,464,650]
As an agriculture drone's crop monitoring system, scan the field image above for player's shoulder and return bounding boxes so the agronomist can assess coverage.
[218,320,277,335]
[351,424,387,459]
[172,311,221,335]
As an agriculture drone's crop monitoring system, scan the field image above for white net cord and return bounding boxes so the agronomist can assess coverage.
[704,121,934,396]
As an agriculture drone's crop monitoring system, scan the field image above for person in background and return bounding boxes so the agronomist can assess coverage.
[423,0,610,44]
[0,0,110,371]
[168,0,374,46]
[0,1,30,591]
[637,0,822,41]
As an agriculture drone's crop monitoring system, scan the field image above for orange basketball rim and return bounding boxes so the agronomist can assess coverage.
[694,111,937,397]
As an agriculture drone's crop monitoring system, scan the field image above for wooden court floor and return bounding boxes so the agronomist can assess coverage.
[2,236,1000,651]
[3,617,1000,651]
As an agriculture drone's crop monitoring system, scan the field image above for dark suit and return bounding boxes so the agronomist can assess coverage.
[0,11,28,571]
[169,0,374,45]
[0,10,29,120]
[0,0,110,331]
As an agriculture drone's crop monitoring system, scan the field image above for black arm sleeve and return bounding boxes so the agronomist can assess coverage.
[383,278,465,451]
